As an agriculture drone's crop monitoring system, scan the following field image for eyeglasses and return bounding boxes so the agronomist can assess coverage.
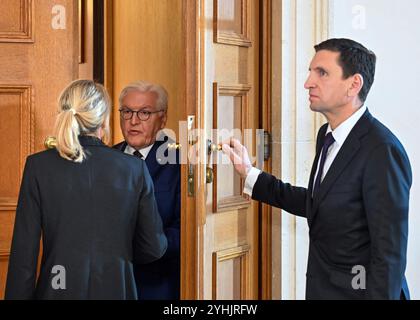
[119,108,164,121]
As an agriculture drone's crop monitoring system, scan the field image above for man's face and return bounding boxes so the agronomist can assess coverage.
[304,50,354,114]
[120,90,167,150]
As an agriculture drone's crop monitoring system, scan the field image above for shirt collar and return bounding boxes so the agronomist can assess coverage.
[124,143,155,159]
[326,105,367,146]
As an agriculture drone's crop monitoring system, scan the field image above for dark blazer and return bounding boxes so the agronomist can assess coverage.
[114,135,180,300]
[252,110,412,300]
[5,136,167,300]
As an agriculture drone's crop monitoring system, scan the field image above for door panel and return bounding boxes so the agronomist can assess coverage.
[0,0,79,299]
[198,0,260,299]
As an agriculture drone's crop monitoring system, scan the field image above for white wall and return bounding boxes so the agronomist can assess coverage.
[329,0,420,299]
[279,0,329,300]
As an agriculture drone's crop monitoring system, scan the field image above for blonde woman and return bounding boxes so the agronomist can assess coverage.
[5,80,167,300]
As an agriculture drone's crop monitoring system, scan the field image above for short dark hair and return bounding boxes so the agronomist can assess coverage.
[314,38,376,103]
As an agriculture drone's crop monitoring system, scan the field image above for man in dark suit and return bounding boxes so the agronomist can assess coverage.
[223,38,412,299]
[114,81,180,300]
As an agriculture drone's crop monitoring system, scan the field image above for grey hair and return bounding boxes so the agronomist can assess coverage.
[119,80,168,112]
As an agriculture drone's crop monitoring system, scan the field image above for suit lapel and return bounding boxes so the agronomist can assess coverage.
[309,110,373,222]
[311,134,361,215]
[306,124,327,227]
[308,125,328,194]
[145,140,163,177]
[113,139,168,178]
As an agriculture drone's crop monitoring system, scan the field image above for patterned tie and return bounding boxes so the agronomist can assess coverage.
[313,132,335,195]
[133,150,143,159]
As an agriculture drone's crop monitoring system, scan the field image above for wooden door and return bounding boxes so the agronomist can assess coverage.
[185,0,261,299]
[109,0,184,143]
[0,0,79,299]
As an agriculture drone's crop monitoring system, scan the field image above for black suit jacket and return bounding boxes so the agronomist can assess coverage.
[253,110,412,299]
[5,136,167,300]
[114,136,180,300]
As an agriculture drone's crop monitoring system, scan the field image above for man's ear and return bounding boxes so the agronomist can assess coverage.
[348,73,364,98]
[160,111,168,129]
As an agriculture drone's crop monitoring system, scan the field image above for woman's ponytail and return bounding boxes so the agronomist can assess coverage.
[53,80,110,163]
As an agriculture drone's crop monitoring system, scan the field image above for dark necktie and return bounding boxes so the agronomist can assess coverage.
[133,150,143,159]
[313,132,335,195]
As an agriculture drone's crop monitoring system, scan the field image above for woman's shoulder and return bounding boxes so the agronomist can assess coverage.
[95,146,146,172]
[25,146,145,176]
[99,145,142,163]
[26,148,59,163]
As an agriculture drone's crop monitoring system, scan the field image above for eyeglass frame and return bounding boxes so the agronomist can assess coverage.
[118,107,165,121]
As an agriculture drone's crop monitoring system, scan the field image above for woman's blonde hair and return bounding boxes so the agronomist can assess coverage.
[54,79,111,163]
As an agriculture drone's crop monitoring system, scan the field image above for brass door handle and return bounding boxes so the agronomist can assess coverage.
[206,167,214,184]
[207,139,222,155]
[44,136,57,149]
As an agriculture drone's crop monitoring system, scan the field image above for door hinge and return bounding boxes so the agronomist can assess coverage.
[264,131,271,161]
[187,115,195,197]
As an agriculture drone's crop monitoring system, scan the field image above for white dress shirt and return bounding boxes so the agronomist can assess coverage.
[124,143,154,160]
[243,105,367,196]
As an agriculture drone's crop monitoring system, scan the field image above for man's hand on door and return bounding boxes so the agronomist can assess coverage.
[222,138,252,179]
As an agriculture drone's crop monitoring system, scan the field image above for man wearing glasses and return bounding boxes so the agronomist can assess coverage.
[114,81,180,300]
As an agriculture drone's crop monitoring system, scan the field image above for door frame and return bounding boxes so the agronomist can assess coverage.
[259,0,274,300]
[180,0,202,299]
